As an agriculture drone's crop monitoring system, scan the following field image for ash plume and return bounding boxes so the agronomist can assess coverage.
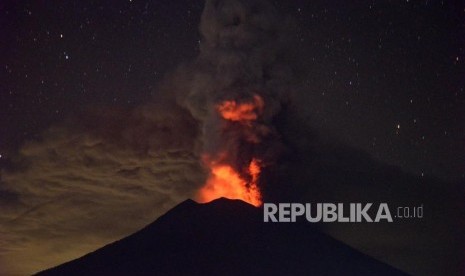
[172,0,298,184]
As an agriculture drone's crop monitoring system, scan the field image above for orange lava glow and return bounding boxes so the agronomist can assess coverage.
[197,95,265,206]
[198,158,262,207]
[217,95,264,124]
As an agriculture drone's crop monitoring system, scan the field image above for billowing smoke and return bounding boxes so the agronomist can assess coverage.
[183,0,292,160]
[169,0,300,204]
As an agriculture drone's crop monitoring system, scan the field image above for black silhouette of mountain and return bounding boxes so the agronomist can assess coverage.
[36,198,407,276]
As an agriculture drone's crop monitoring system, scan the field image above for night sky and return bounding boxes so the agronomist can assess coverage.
[1,0,464,275]
[2,1,464,181]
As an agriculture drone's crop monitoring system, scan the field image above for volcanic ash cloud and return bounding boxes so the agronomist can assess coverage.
[172,0,297,204]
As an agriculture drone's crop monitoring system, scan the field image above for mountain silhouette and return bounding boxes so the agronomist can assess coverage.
[36,198,407,276]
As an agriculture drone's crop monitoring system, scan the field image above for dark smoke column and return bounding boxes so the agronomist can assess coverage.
[174,0,295,203]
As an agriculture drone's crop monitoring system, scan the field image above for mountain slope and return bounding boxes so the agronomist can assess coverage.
[36,198,407,276]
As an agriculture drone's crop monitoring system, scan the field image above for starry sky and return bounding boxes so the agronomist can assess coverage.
[2,0,464,181]
[1,0,464,275]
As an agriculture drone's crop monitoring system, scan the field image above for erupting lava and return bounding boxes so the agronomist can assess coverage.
[197,95,265,206]
[198,158,262,207]
[217,95,264,124]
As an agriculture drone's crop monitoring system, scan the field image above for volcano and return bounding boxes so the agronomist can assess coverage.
[36,198,407,276]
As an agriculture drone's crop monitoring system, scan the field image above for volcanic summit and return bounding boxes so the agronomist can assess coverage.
[37,198,407,276]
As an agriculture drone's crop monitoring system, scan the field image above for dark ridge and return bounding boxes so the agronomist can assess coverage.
[36,198,407,276]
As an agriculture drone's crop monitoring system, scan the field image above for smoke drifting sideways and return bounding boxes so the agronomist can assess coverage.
[0,0,302,274]
[0,104,205,275]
